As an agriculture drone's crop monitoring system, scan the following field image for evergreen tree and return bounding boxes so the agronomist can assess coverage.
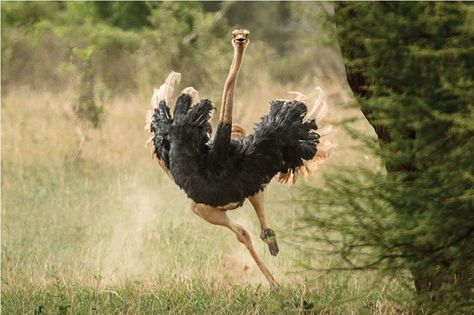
[302,2,473,311]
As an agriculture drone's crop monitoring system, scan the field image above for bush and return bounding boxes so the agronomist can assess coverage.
[1,2,344,97]
[301,2,474,312]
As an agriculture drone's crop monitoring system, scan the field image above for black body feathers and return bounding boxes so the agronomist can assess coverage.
[149,94,319,207]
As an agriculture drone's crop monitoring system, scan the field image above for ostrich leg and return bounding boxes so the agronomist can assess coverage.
[248,192,279,256]
[191,202,278,287]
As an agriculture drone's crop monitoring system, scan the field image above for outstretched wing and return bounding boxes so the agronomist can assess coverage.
[146,99,173,177]
[276,88,335,184]
[146,72,214,179]
[243,100,319,184]
[145,72,181,177]
[170,93,214,156]
[239,90,334,187]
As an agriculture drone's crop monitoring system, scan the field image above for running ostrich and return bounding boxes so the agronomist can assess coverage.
[145,29,332,286]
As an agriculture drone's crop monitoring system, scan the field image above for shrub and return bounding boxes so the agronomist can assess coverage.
[301,2,474,312]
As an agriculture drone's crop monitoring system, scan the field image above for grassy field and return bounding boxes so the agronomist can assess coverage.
[2,84,415,314]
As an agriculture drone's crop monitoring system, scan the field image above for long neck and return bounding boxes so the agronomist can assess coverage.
[219,44,246,124]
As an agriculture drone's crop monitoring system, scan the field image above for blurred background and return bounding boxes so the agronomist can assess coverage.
[2,1,472,314]
[1,2,345,100]
[1,2,376,313]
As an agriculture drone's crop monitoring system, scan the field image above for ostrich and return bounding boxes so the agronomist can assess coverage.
[145,29,332,286]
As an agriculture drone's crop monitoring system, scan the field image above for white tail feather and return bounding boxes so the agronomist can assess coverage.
[181,86,200,105]
[316,101,328,122]
[318,140,336,152]
[288,91,308,102]
[152,71,181,109]
[317,124,334,137]
[144,110,153,131]
[145,136,154,149]
[303,87,324,123]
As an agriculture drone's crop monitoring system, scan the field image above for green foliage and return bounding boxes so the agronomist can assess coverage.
[1,2,61,27]
[224,1,342,84]
[140,2,230,96]
[301,2,474,312]
[1,1,342,97]
[92,2,152,30]
[1,2,229,95]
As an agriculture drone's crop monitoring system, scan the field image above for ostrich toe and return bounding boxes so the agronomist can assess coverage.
[260,228,279,256]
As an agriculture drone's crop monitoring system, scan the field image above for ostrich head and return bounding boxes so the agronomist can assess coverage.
[231,29,250,48]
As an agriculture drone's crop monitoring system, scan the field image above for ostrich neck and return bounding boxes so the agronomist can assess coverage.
[219,44,246,124]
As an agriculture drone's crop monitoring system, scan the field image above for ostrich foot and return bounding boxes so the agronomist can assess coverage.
[260,228,279,256]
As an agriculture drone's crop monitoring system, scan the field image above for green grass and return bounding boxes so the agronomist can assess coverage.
[2,88,414,314]
[2,279,392,314]
[2,279,410,314]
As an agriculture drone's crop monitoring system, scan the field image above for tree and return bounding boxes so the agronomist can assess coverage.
[92,2,152,30]
[302,2,473,311]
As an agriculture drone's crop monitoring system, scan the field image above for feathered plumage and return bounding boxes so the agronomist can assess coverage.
[146,74,333,208]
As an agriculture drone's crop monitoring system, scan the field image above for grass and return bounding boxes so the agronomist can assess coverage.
[2,279,410,314]
[2,86,415,314]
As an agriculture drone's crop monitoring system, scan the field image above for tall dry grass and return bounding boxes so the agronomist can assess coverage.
[1,77,413,313]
